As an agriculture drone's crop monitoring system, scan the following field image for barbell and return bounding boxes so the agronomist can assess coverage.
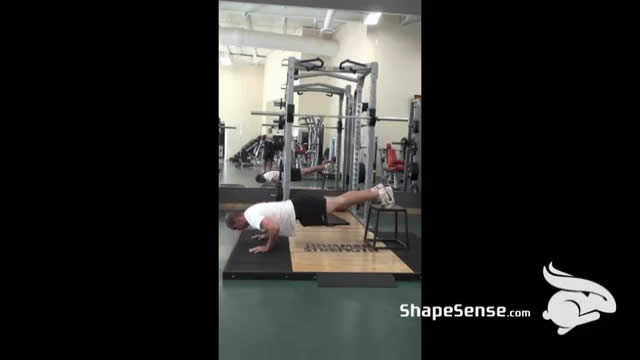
[251,111,408,122]
[261,124,338,129]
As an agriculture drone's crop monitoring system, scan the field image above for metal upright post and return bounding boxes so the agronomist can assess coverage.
[317,116,324,167]
[342,88,352,190]
[314,116,323,181]
[364,62,378,218]
[283,57,296,201]
[336,94,343,189]
[351,83,363,191]
[415,99,421,192]
[404,100,415,192]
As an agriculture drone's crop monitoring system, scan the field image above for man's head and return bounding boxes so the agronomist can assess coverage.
[225,212,249,230]
[267,127,272,134]
[255,174,266,183]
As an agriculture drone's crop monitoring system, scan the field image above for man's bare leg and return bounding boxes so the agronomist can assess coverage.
[325,189,379,214]
[300,164,327,177]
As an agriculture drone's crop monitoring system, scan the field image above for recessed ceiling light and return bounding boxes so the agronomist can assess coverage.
[364,12,382,25]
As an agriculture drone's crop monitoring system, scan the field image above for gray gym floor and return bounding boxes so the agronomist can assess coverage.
[218,210,422,360]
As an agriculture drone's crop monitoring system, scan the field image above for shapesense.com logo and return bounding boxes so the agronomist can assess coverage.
[401,304,531,320]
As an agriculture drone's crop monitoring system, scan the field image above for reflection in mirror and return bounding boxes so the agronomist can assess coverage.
[218,1,421,196]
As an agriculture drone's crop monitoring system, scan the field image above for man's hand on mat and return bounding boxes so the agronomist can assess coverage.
[249,246,270,254]
[251,234,267,241]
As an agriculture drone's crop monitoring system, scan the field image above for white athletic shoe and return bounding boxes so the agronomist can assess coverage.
[379,186,395,208]
[384,186,395,207]
[377,187,393,208]
[370,183,385,193]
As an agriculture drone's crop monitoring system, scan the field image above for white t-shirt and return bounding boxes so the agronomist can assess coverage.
[263,171,280,183]
[243,200,297,236]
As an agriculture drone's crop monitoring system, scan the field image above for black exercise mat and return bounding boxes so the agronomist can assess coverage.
[220,184,246,187]
[223,230,292,277]
[260,183,276,188]
[374,232,421,273]
[326,213,349,226]
[317,273,396,288]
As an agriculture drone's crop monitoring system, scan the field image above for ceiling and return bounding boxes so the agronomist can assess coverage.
[219,1,416,65]
[220,1,373,28]
[221,0,423,17]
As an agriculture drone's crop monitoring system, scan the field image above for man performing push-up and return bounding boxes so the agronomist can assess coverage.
[225,184,394,253]
[255,160,333,185]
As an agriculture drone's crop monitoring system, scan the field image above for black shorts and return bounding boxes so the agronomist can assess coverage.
[291,168,302,181]
[263,142,274,161]
[290,193,327,226]
[278,162,302,181]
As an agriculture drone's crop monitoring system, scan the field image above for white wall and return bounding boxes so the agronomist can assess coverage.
[219,62,265,160]
[326,16,421,172]
[367,18,421,147]
[261,27,303,137]
[218,26,302,161]
[262,50,301,137]
[299,33,338,158]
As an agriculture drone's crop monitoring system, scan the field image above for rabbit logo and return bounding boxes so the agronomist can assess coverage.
[542,262,616,335]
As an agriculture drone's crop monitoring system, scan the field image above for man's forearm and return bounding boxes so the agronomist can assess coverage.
[265,229,279,250]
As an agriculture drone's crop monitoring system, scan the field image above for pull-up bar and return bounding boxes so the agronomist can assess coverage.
[281,61,372,74]
[295,72,360,83]
[295,83,346,93]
